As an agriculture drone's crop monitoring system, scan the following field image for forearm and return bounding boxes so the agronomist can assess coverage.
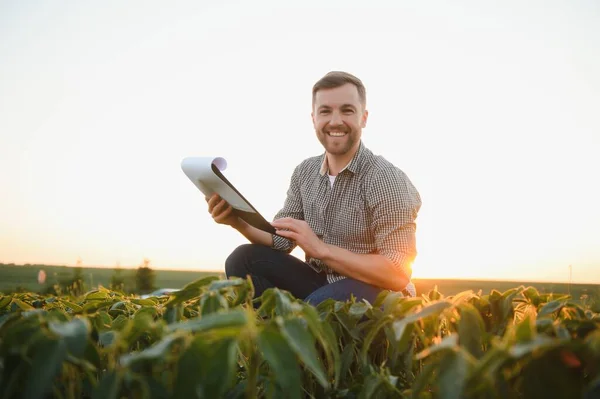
[233,219,274,247]
[320,244,410,292]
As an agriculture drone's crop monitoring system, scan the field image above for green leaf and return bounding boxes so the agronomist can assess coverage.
[522,286,540,305]
[82,300,116,313]
[202,338,238,398]
[382,292,405,314]
[167,309,248,333]
[585,330,600,357]
[301,304,340,384]
[538,299,566,317]
[164,304,184,324]
[48,317,91,358]
[120,332,186,367]
[401,300,452,325]
[0,355,27,398]
[372,290,391,308]
[416,334,459,360]
[410,359,439,398]
[257,289,276,315]
[274,289,294,316]
[360,315,393,366]
[451,290,476,306]
[514,310,535,343]
[0,295,13,309]
[280,317,329,389]
[182,275,220,291]
[466,346,510,388]
[84,339,102,369]
[457,304,485,358]
[392,321,416,354]
[59,299,83,313]
[229,278,251,307]
[339,342,356,381]
[509,335,558,358]
[111,314,129,330]
[348,302,370,319]
[359,372,386,398]
[173,338,203,398]
[173,336,238,398]
[391,301,452,344]
[21,309,46,319]
[85,290,110,301]
[208,278,245,291]
[24,338,67,399]
[427,286,442,301]
[334,311,360,339]
[12,298,34,311]
[437,350,473,399]
[99,331,118,348]
[258,328,302,399]
[200,291,227,315]
[165,276,219,306]
[135,305,158,319]
[131,298,158,306]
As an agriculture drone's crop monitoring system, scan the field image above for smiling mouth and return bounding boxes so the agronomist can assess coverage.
[327,132,347,137]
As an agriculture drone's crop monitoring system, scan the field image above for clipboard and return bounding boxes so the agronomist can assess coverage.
[181,157,277,235]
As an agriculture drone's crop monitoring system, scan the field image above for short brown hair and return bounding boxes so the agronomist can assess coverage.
[312,71,366,107]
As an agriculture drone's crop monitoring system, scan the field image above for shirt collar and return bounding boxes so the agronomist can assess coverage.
[319,141,366,176]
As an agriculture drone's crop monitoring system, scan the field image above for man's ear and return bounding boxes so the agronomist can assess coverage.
[311,111,316,126]
[361,109,369,128]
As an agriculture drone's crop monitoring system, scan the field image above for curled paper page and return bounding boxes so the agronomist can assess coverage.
[181,156,277,235]
[181,157,254,212]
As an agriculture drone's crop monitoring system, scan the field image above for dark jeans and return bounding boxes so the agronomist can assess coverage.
[224,244,385,305]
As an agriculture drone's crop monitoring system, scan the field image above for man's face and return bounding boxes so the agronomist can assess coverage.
[312,83,368,157]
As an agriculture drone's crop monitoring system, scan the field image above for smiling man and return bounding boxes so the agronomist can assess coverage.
[206,71,421,305]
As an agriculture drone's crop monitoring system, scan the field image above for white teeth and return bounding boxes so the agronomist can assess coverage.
[328,132,346,137]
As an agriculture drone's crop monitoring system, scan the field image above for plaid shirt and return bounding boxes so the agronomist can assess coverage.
[272,141,421,297]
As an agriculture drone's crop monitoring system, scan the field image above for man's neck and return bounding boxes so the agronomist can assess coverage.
[326,145,359,176]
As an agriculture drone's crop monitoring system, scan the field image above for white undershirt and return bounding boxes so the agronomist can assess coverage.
[328,174,336,187]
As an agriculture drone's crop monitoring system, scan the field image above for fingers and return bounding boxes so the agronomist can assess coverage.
[274,229,297,241]
[272,218,304,231]
[206,194,225,213]
[205,193,217,203]
[210,199,229,218]
[206,194,232,221]
[213,203,234,223]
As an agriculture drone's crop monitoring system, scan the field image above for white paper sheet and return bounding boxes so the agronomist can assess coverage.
[180,156,255,213]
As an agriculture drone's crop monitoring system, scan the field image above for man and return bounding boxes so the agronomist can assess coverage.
[206,71,421,305]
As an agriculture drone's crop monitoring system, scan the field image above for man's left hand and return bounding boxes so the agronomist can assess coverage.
[271,218,327,259]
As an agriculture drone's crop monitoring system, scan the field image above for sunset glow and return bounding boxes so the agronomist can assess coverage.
[1,0,599,284]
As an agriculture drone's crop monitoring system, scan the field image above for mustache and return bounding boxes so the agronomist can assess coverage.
[324,126,349,133]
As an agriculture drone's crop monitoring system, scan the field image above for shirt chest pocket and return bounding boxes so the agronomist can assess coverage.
[332,202,370,244]
[304,201,325,238]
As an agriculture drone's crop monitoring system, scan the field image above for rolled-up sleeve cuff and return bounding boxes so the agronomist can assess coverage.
[272,234,295,253]
[403,282,416,297]
[380,249,414,280]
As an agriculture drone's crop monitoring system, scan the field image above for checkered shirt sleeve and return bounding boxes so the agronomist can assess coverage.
[368,167,420,283]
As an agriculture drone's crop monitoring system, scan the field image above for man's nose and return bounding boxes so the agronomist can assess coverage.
[329,110,343,126]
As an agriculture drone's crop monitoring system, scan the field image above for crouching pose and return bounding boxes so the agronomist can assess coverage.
[206,71,421,305]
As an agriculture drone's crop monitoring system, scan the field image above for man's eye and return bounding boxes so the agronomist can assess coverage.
[319,110,330,115]
[342,109,354,114]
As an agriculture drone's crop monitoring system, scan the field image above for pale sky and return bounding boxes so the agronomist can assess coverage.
[1,0,599,284]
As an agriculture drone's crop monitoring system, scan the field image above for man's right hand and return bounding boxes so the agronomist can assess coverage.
[205,194,241,228]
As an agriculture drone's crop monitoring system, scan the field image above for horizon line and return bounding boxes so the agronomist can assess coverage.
[1,262,597,286]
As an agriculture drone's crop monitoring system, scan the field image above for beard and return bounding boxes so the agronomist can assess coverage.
[316,128,360,156]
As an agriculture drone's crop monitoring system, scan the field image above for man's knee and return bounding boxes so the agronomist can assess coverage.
[225,243,275,278]
[225,244,254,278]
